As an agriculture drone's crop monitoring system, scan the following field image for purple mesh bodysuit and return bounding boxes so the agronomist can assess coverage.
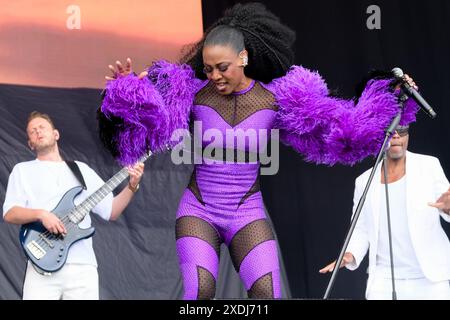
[176,80,281,299]
[99,61,419,300]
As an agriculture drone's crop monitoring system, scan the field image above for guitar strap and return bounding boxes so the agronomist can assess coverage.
[65,160,87,190]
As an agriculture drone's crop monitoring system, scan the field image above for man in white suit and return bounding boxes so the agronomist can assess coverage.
[320,125,450,299]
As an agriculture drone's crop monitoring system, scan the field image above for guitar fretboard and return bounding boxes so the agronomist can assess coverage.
[68,152,151,223]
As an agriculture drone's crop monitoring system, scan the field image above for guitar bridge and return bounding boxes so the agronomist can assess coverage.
[26,241,46,260]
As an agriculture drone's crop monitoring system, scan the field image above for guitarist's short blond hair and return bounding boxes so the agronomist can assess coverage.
[27,111,56,130]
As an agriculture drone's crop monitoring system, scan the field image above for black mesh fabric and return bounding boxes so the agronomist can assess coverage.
[194,81,277,127]
[238,176,260,207]
[197,266,216,300]
[248,272,274,299]
[187,169,205,206]
[228,219,274,271]
[175,216,221,256]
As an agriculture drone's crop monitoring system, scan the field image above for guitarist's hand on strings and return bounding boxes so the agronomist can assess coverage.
[39,210,67,235]
[127,162,145,191]
[110,162,145,221]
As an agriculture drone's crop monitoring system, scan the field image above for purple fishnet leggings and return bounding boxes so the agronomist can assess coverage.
[175,189,281,299]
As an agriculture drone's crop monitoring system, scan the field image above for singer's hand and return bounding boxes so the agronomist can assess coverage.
[105,58,148,81]
[392,67,436,118]
[403,74,418,90]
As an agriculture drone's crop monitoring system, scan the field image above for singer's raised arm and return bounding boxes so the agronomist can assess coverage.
[266,66,419,165]
[98,61,204,165]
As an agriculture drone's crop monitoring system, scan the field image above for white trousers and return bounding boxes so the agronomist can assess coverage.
[23,262,99,300]
[367,274,450,300]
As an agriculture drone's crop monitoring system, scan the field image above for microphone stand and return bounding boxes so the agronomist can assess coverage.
[382,151,397,300]
[323,111,402,299]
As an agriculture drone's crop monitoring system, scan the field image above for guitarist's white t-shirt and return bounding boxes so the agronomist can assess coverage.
[3,159,113,267]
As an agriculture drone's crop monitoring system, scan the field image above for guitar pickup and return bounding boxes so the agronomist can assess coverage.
[26,241,46,260]
[39,234,54,248]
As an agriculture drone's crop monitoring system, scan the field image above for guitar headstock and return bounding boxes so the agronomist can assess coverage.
[136,144,171,164]
[138,150,153,163]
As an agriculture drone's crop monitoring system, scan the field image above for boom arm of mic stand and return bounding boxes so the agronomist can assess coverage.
[323,112,402,299]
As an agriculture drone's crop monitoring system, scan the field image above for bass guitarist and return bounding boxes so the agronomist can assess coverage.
[2,111,144,300]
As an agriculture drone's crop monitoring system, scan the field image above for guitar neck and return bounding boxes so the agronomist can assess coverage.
[87,167,129,210]
[70,151,152,223]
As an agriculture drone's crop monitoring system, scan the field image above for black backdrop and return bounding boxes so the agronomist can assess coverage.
[0,0,449,300]
[202,0,450,299]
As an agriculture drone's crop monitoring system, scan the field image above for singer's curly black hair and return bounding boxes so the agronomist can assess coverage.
[180,2,296,83]
[355,69,400,97]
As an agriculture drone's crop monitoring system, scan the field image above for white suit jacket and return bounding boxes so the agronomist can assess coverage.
[347,151,450,284]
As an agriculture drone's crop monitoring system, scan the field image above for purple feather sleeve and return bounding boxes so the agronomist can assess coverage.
[99,61,202,165]
[267,66,419,165]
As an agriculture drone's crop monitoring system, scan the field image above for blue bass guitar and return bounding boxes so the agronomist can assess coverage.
[19,152,151,274]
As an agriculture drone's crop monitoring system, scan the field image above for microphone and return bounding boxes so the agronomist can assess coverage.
[391,67,437,119]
